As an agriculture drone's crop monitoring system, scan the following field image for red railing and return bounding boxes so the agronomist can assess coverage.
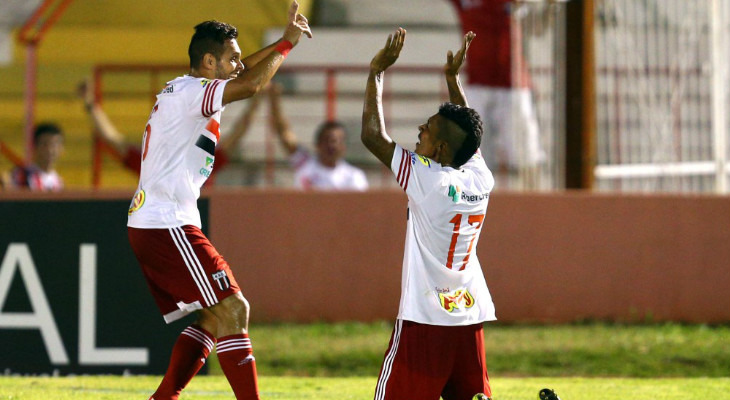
[17,0,74,163]
[90,63,448,188]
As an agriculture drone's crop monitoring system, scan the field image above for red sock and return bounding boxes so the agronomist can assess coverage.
[216,334,260,400]
[150,325,216,400]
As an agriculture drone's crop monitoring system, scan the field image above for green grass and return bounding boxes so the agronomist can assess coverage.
[2,322,730,399]
[1,376,729,399]
[222,321,730,377]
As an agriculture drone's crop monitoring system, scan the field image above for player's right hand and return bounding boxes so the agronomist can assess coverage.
[283,0,313,46]
[370,27,406,74]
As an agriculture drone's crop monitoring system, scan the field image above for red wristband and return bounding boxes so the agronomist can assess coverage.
[275,40,293,57]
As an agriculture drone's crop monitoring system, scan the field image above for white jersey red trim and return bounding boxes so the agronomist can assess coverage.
[390,144,496,326]
[127,75,228,229]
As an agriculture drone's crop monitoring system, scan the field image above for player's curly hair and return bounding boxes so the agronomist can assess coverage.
[437,102,483,168]
[188,20,239,69]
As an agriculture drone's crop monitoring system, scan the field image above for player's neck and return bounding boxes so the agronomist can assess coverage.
[189,68,215,80]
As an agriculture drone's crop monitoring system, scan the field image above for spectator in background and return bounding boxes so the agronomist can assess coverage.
[1,123,64,191]
[448,0,553,187]
[79,79,262,178]
[268,83,368,190]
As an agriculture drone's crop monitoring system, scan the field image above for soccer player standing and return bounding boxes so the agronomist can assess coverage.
[362,29,496,400]
[126,2,311,400]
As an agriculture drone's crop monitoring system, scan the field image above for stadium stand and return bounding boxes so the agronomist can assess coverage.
[0,0,315,188]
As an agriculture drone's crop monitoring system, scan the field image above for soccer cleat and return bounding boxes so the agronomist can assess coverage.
[539,388,561,400]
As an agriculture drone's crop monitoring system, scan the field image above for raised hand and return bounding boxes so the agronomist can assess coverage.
[370,27,406,74]
[283,0,313,46]
[445,31,475,76]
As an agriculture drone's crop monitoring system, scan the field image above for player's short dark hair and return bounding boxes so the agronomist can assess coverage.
[33,122,63,145]
[438,102,483,168]
[188,20,239,69]
[314,120,346,144]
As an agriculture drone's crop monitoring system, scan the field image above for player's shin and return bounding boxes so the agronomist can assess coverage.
[151,325,216,400]
[216,333,260,400]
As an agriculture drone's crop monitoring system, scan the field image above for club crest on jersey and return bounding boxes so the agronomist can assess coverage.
[128,189,146,215]
[448,185,461,203]
[438,289,475,312]
[212,270,231,291]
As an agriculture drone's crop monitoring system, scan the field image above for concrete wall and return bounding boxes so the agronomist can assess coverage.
[3,189,728,323]
[208,189,730,324]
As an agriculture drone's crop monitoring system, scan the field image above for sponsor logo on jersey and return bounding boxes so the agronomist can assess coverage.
[128,189,146,215]
[438,288,475,312]
[200,156,214,177]
[449,185,489,203]
[160,85,174,94]
[212,270,231,291]
[461,191,489,202]
[201,79,211,87]
[417,154,431,167]
[448,185,461,203]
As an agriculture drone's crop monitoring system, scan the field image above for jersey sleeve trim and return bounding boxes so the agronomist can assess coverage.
[396,147,412,191]
[202,79,224,118]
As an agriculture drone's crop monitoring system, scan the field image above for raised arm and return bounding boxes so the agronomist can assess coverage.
[217,93,263,152]
[361,28,405,166]
[78,80,129,155]
[222,0,312,105]
[444,31,475,107]
[268,83,299,155]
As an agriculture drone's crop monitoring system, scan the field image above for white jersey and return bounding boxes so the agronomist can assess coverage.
[390,144,496,326]
[10,165,63,192]
[290,147,369,191]
[128,75,228,229]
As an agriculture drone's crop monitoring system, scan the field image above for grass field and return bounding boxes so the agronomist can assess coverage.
[2,376,729,400]
[2,322,729,399]
[225,321,730,377]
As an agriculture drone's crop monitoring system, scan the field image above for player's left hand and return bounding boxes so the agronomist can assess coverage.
[370,27,406,74]
[445,31,475,76]
[283,0,313,46]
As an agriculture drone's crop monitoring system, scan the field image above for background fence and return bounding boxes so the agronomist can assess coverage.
[594,0,730,193]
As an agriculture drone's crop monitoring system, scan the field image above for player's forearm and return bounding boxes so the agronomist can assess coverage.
[445,73,468,107]
[241,40,280,70]
[361,71,386,145]
[361,71,393,165]
[223,54,287,105]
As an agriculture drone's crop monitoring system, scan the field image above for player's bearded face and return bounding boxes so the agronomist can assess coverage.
[215,39,244,80]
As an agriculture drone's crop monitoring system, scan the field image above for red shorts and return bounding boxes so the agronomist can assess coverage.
[374,319,491,400]
[128,225,240,323]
